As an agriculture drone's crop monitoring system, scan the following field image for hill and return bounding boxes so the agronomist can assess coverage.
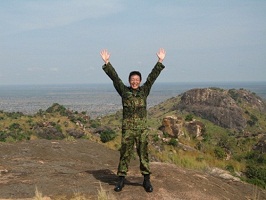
[0,139,265,200]
[101,88,266,189]
[0,87,266,199]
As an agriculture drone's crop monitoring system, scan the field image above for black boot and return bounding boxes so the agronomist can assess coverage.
[143,174,153,192]
[114,176,125,192]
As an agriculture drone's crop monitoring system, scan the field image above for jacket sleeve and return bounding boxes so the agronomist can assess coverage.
[102,62,126,96]
[143,62,165,95]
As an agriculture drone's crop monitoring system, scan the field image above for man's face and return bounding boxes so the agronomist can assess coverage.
[129,75,141,89]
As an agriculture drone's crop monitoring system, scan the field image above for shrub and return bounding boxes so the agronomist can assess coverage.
[90,119,101,128]
[168,138,178,147]
[0,131,7,142]
[100,129,116,143]
[245,165,266,188]
[152,134,160,142]
[214,147,226,160]
[9,123,21,131]
[46,103,67,116]
[185,114,193,121]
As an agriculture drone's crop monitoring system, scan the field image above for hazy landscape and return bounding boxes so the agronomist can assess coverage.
[1,82,265,118]
[1,82,266,199]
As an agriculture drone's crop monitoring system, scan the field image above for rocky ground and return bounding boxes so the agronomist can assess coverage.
[0,139,265,200]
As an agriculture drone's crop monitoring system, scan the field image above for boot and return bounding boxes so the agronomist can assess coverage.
[114,176,125,192]
[143,174,153,192]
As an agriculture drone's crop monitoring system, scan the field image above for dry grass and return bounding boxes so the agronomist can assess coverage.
[33,183,117,200]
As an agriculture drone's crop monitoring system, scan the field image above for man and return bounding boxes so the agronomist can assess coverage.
[100,48,166,192]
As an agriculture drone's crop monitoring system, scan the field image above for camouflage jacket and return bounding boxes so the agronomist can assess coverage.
[102,62,165,130]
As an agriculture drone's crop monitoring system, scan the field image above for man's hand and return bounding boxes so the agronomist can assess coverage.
[157,48,166,63]
[100,49,110,64]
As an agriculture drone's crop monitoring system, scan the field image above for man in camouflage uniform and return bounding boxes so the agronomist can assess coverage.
[101,48,166,192]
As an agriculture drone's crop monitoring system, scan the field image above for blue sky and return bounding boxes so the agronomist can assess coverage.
[0,0,265,85]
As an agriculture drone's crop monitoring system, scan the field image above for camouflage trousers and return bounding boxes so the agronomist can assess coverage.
[117,129,151,176]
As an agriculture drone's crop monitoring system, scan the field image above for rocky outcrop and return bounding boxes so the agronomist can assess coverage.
[159,116,184,137]
[178,88,247,130]
[159,115,205,139]
[185,120,205,138]
[228,89,266,112]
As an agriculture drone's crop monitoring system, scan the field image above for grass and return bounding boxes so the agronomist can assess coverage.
[33,183,117,200]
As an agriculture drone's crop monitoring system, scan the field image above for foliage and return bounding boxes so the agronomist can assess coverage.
[214,147,226,160]
[46,103,68,116]
[100,129,117,143]
[90,119,101,128]
[245,165,266,188]
[185,114,193,121]
[168,138,178,147]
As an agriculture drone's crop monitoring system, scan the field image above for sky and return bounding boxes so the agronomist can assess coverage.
[0,0,266,85]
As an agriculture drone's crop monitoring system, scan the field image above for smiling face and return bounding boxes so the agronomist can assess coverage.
[129,74,141,89]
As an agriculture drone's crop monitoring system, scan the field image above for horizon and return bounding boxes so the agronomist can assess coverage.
[0,80,266,87]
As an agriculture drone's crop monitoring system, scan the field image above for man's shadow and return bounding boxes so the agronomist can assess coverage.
[86,169,142,187]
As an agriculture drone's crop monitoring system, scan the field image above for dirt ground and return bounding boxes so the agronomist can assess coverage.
[0,139,265,200]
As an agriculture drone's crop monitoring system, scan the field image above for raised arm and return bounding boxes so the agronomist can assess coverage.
[142,48,166,95]
[100,49,110,64]
[157,48,166,63]
[101,49,126,96]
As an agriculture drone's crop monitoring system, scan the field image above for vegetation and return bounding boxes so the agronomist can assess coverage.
[1,87,266,189]
[99,129,117,143]
[34,183,117,200]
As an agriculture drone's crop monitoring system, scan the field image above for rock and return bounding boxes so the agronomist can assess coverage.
[185,120,205,138]
[209,167,241,181]
[178,88,247,130]
[159,115,205,139]
[66,129,85,138]
[159,116,184,137]
[34,127,65,140]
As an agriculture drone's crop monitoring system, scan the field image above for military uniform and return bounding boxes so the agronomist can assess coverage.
[103,62,165,176]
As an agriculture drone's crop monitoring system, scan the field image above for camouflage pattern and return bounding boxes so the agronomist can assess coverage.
[102,62,165,130]
[102,62,165,176]
[117,129,150,176]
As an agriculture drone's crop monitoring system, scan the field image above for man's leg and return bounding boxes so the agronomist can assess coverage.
[136,130,153,192]
[115,129,134,192]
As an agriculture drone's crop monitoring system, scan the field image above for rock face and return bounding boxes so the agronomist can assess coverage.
[228,89,266,112]
[159,115,205,139]
[178,88,247,130]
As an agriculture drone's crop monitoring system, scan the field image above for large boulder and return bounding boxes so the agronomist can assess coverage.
[159,116,184,138]
[159,115,205,139]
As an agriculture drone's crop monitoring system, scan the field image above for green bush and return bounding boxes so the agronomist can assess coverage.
[46,103,67,116]
[185,114,193,121]
[0,131,7,142]
[100,129,117,143]
[90,119,101,128]
[168,138,178,147]
[0,130,31,142]
[214,147,226,160]
[245,165,266,188]
[152,134,160,142]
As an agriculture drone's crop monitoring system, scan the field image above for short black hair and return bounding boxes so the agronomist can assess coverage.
[129,71,142,81]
